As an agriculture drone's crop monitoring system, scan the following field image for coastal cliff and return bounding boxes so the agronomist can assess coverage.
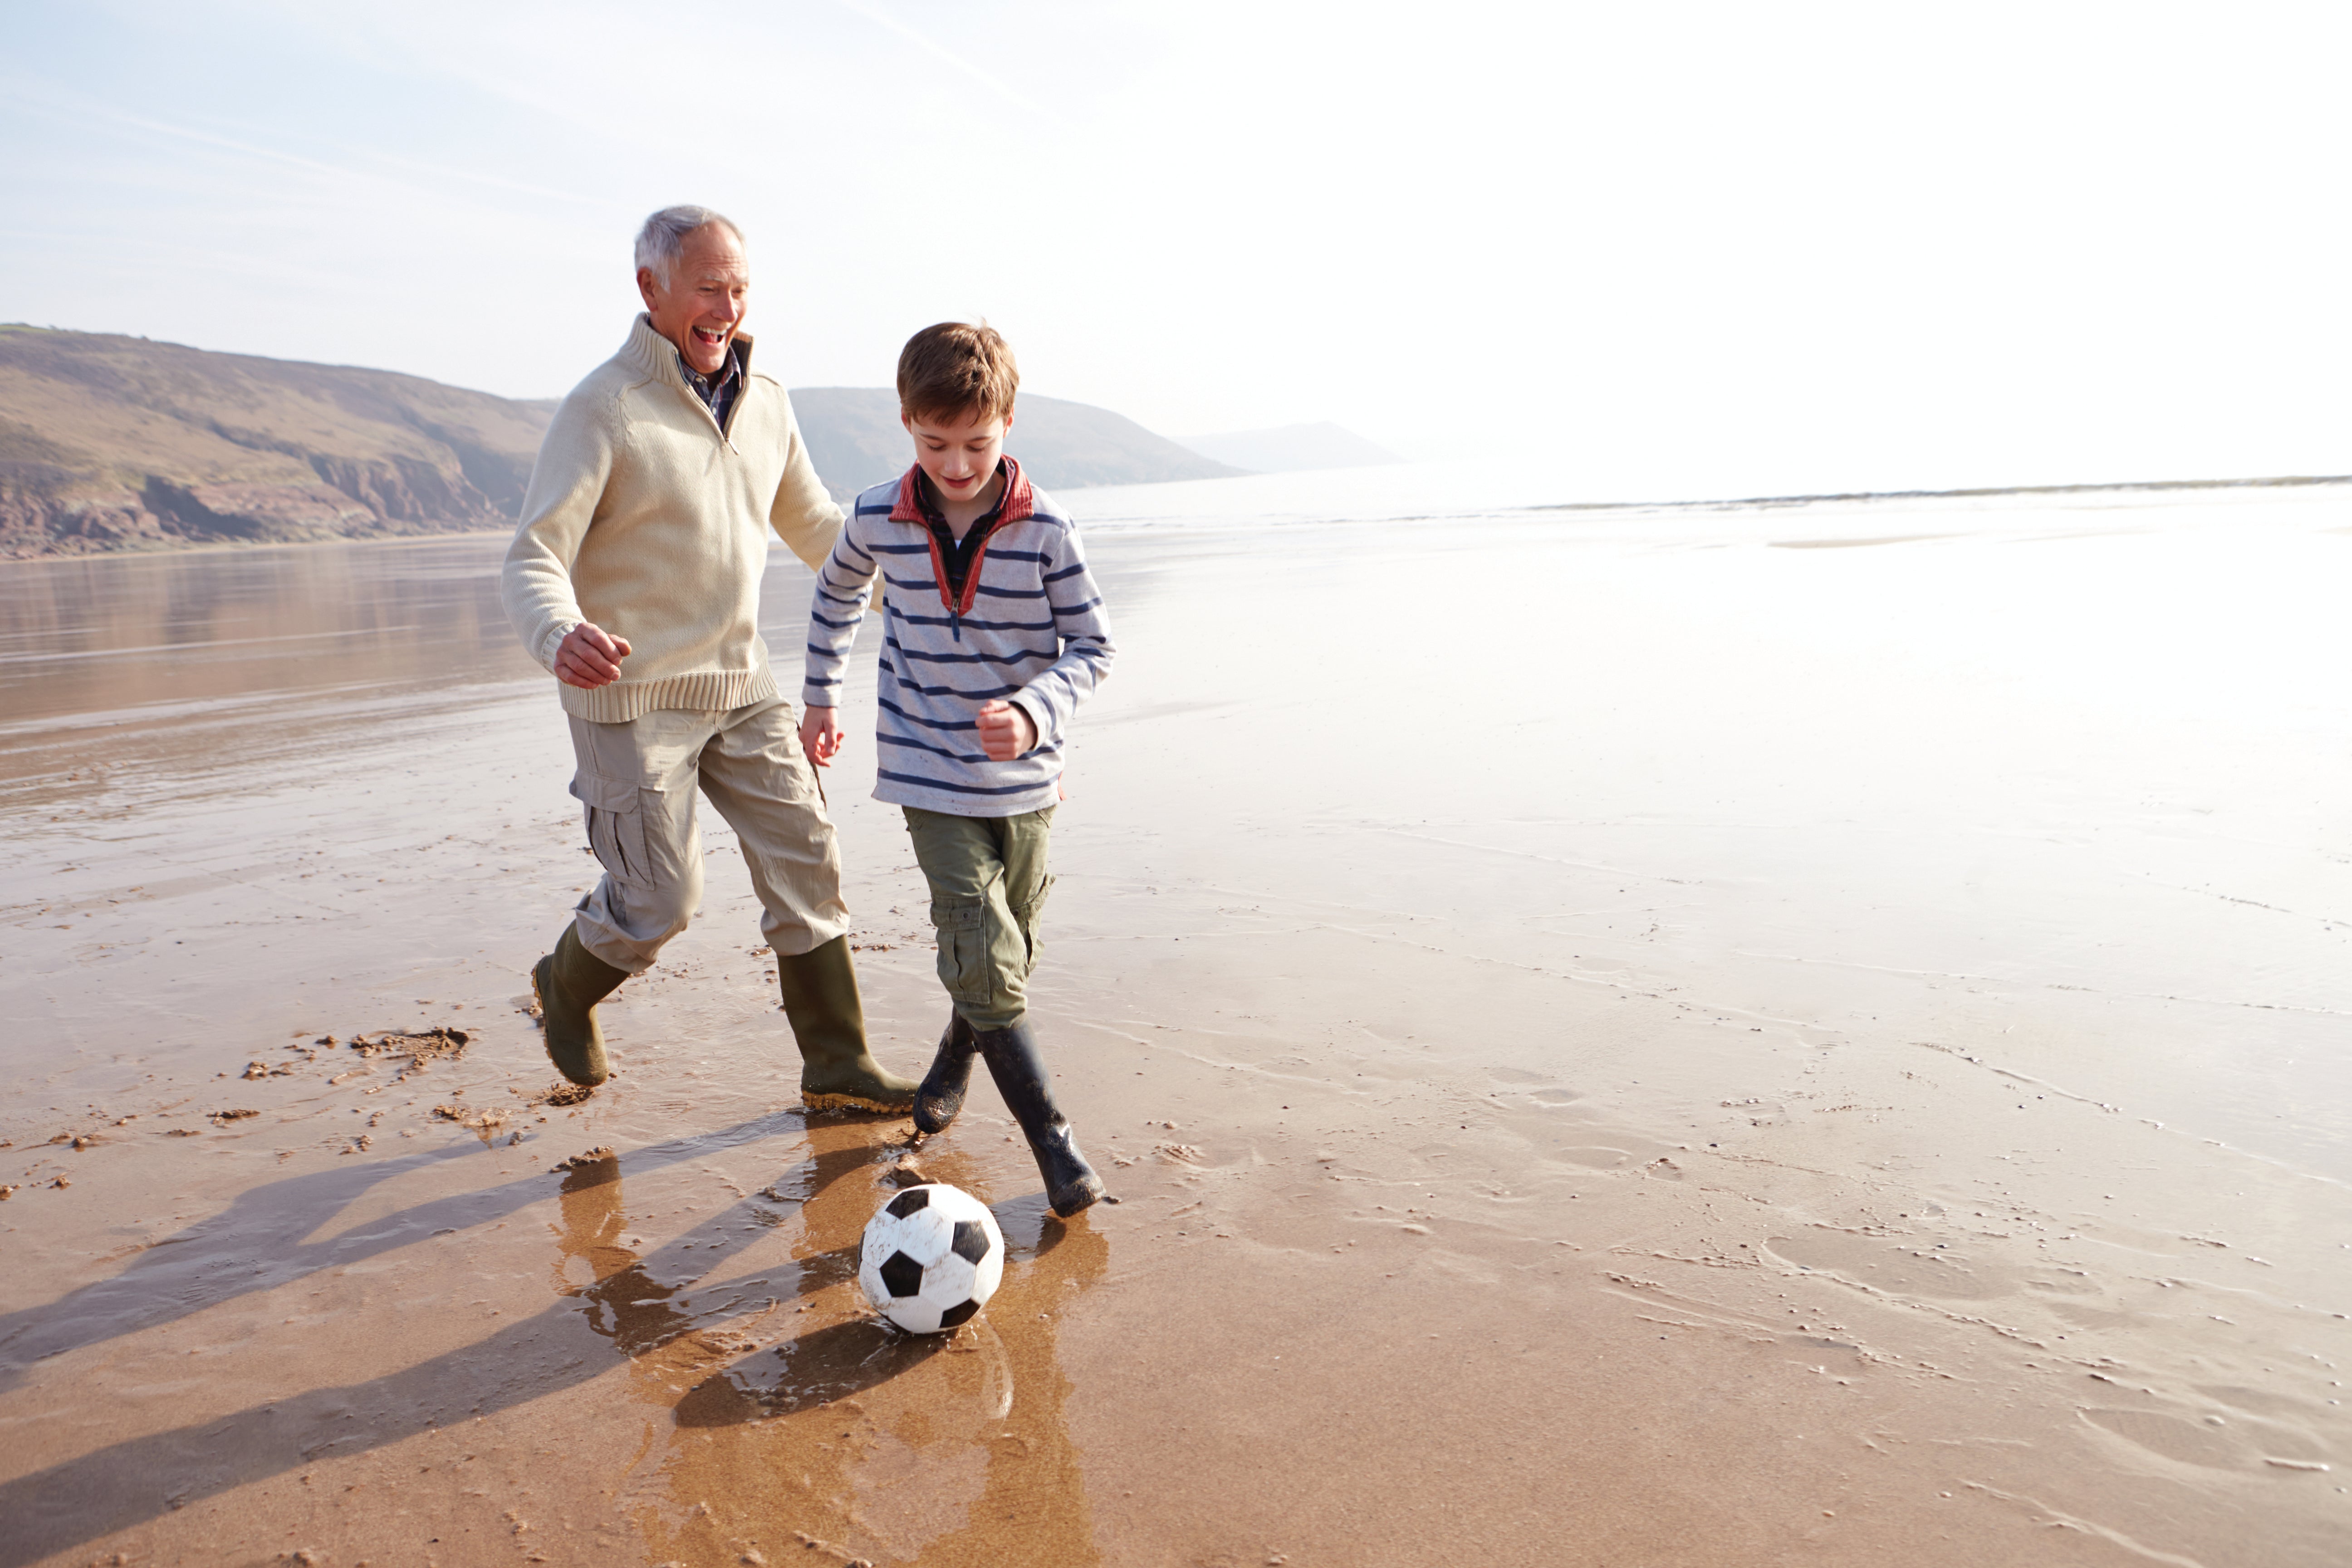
[0,326,552,558]
[794,385,1244,499]
[0,327,1245,559]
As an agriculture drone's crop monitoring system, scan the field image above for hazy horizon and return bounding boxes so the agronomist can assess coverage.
[5,2,2348,502]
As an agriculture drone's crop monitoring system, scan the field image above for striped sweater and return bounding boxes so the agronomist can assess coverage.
[803,459,1114,816]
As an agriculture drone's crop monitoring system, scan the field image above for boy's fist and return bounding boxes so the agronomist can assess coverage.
[976,700,1038,761]
[555,622,632,689]
[800,704,845,768]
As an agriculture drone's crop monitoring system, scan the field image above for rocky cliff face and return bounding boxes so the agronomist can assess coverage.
[0,325,1251,559]
[0,327,552,559]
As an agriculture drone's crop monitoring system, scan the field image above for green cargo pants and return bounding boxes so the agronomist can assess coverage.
[902,805,1055,1030]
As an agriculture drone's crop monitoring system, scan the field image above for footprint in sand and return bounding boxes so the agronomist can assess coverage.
[2080,1407,2332,1473]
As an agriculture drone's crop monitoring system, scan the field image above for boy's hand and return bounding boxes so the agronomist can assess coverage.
[976,700,1037,761]
[800,704,845,768]
[555,622,632,689]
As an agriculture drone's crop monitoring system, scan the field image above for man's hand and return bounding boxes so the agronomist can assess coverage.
[801,704,845,768]
[976,700,1038,762]
[555,622,632,690]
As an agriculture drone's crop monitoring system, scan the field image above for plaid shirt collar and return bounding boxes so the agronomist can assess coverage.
[677,338,745,412]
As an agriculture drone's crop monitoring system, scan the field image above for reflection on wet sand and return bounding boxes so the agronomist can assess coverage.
[5,491,2351,1565]
[0,1112,781,1560]
[0,1108,1106,1568]
[603,1119,1112,1566]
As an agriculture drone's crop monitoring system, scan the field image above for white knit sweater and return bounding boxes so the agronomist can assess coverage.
[501,314,843,722]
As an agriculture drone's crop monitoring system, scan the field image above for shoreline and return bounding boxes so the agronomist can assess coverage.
[6,469,2347,567]
[1523,468,2352,514]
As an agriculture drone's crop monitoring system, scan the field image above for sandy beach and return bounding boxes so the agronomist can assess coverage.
[3,470,2349,1566]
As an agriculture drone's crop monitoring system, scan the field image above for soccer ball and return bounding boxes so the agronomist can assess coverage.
[858,1183,1006,1333]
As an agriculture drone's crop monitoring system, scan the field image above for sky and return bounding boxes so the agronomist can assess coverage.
[3,0,2348,500]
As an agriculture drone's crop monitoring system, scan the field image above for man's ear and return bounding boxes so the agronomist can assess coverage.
[1001,403,1015,436]
[900,410,914,434]
[635,267,661,312]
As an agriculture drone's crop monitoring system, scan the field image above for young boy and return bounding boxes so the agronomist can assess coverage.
[799,322,1114,1217]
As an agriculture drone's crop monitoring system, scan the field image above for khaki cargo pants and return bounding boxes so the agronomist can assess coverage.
[567,697,849,974]
[902,805,1055,1030]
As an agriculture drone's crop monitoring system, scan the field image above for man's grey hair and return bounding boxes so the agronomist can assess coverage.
[634,205,743,283]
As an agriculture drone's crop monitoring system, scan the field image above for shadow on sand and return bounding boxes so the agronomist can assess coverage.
[0,1112,906,1567]
[0,1105,833,1388]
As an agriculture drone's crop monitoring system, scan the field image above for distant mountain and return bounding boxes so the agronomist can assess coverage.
[793,387,1245,501]
[0,327,1246,558]
[1177,422,1401,473]
[0,325,554,558]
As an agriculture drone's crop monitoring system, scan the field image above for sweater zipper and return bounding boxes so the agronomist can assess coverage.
[924,519,1000,643]
[953,523,1001,644]
[689,379,738,453]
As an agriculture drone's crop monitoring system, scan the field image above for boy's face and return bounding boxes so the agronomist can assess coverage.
[902,404,1014,505]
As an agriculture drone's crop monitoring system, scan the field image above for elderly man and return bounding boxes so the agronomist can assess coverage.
[501,205,916,1112]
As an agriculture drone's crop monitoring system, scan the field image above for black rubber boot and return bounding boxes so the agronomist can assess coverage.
[532,924,626,1087]
[912,1012,979,1136]
[972,1018,1106,1217]
[781,936,916,1113]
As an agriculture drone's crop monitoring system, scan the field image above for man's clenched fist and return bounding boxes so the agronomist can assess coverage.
[555,623,632,689]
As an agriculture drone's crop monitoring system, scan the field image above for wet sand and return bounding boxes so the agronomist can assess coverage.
[3,480,2350,1565]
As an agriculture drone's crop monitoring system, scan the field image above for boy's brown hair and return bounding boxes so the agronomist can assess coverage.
[897,322,1019,425]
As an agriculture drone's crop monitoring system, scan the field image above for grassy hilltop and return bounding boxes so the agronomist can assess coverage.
[0,327,1240,560]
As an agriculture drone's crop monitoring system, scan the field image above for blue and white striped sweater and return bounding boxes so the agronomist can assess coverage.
[803,464,1114,816]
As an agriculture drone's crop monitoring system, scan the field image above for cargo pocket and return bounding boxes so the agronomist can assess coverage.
[571,770,651,885]
[931,899,992,1008]
[1008,873,1055,980]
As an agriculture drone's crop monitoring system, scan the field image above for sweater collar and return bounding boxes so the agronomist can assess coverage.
[622,312,756,391]
[890,454,1033,525]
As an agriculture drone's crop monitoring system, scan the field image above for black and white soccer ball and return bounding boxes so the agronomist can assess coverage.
[858,1182,1006,1333]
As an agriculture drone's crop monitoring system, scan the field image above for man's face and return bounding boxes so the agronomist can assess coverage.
[902,405,1015,505]
[637,224,749,376]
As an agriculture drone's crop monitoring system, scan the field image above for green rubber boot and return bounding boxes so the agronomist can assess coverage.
[781,935,916,1113]
[532,924,626,1087]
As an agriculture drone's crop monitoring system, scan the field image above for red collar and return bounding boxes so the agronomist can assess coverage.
[889,454,1034,526]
